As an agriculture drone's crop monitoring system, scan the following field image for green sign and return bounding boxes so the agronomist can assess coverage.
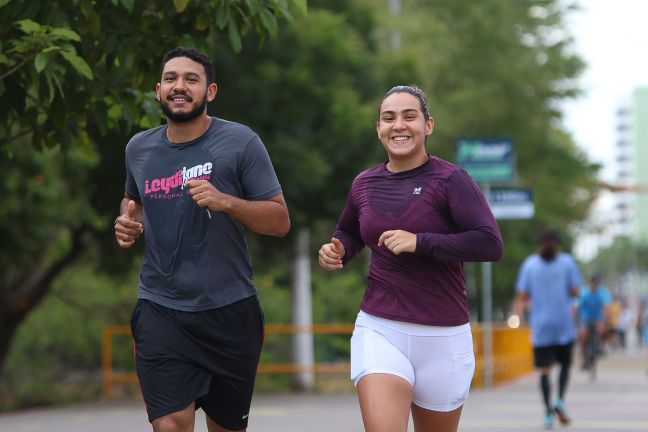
[456,137,515,183]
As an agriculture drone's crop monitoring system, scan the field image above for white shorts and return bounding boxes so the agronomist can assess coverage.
[350,311,475,412]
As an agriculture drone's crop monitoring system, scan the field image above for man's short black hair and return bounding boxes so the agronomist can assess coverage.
[160,47,216,85]
[536,228,561,245]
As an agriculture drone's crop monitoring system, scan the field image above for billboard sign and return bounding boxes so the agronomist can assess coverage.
[487,187,534,220]
[456,137,515,184]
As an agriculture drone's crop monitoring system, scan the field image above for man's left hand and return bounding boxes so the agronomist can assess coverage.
[186,179,230,212]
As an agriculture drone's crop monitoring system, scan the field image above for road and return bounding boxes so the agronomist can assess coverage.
[1,349,646,431]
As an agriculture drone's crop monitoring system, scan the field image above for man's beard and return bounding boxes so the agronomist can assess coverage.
[160,91,208,123]
[539,244,558,261]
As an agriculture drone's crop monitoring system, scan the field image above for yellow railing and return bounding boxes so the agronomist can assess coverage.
[101,325,137,397]
[472,324,534,387]
[102,323,532,397]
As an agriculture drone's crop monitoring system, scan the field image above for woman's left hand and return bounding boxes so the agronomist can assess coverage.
[378,230,416,255]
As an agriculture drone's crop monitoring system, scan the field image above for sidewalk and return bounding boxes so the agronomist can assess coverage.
[0,349,646,431]
[461,348,648,431]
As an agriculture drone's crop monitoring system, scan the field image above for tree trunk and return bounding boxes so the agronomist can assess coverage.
[0,227,87,371]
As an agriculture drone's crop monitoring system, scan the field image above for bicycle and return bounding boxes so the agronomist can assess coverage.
[584,322,600,382]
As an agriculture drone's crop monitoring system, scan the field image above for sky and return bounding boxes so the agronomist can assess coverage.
[562,0,648,260]
[563,0,648,181]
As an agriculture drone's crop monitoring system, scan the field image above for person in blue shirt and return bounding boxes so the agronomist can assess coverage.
[577,275,611,369]
[514,229,581,430]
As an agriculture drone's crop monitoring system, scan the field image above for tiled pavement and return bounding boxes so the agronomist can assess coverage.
[0,349,646,431]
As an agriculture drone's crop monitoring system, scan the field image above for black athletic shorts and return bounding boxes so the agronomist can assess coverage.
[533,342,573,368]
[130,296,264,429]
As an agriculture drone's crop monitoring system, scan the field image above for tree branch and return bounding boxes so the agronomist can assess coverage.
[0,54,36,81]
[10,226,88,312]
[2,128,34,147]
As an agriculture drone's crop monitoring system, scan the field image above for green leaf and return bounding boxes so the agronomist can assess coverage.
[243,0,262,14]
[259,8,278,36]
[172,0,190,13]
[59,51,94,80]
[195,13,209,31]
[120,0,134,13]
[107,104,122,119]
[50,28,81,42]
[16,19,42,34]
[289,0,307,17]
[0,0,10,8]
[215,3,230,29]
[34,52,48,73]
[43,71,56,102]
[227,20,242,53]
[50,69,64,97]
[87,11,101,34]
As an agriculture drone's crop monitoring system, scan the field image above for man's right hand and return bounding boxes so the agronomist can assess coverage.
[114,200,143,248]
[318,237,345,271]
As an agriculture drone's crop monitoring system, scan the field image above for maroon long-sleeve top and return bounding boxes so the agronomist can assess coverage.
[334,156,503,326]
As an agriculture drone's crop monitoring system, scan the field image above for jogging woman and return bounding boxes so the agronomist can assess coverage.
[318,85,503,432]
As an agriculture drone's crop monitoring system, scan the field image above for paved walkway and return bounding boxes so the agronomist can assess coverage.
[1,349,646,431]
[461,350,648,431]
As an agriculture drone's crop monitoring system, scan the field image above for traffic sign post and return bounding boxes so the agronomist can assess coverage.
[456,137,532,388]
[481,183,494,389]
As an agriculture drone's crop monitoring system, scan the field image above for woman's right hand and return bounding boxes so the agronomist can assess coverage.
[318,237,345,271]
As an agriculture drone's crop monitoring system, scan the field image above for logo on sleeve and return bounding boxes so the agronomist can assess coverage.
[413,187,422,195]
[144,162,212,199]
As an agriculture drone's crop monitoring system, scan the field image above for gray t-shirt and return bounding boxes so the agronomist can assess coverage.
[124,117,281,311]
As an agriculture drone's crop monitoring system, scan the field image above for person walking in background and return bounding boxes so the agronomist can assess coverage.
[318,85,503,432]
[514,229,581,430]
[638,293,647,348]
[639,292,648,373]
[114,47,290,432]
[616,297,633,351]
[603,293,623,351]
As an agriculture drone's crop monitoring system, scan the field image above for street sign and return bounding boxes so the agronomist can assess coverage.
[487,187,534,220]
[455,137,518,389]
[456,137,515,184]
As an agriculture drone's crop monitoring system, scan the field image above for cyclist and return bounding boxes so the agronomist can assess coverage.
[577,275,611,370]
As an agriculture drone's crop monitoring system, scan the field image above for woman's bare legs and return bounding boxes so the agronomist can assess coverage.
[411,403,463,432]
[357,373,413,432]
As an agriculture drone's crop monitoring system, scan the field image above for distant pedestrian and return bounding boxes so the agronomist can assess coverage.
[616,299,632,350]
[639,292,648,373]
[604,295,624,350]
[514,229,581,430]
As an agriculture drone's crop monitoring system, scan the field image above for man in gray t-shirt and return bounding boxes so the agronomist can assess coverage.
[114,47,290,431]
[124,116,282,311]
